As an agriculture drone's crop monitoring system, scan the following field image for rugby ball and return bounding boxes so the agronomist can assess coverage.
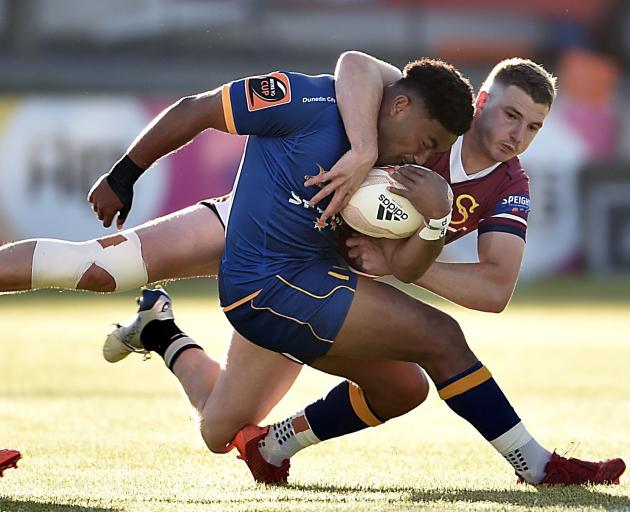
[341,166,424,239]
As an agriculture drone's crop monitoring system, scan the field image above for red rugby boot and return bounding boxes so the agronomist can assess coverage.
[517,452,626,485]
[230,425,290,484]
[0,449,21,477]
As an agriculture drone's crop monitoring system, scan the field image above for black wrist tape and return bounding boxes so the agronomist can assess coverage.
[107,155,145,189]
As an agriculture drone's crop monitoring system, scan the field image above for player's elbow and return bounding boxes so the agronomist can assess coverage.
[479,287,513,313]
[335,51,375,79]
[337,50,368,68]
[483,299,508,314]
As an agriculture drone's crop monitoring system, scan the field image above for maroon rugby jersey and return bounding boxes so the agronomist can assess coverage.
[424,136,530,245]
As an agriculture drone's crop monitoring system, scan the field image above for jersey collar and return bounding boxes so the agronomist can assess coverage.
[449,135,501,184]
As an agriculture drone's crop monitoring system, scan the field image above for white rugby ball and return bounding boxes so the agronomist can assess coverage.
[341,166,424,239]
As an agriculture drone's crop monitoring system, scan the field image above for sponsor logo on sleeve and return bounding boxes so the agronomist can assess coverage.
[495,195,530,216]
[246,72,292,112]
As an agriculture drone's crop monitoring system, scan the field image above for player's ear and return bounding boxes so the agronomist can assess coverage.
[390,94,411,116]
[474,91,489,117]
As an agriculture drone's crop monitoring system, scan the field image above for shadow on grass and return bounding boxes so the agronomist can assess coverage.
[288,483,630,509]
[0,500,120,512]
[410,487,630,509]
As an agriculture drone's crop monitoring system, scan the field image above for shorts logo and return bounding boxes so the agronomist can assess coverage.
[246,72,292,112]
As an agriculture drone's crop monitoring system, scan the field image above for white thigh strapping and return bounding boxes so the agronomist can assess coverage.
[31,231,148,292]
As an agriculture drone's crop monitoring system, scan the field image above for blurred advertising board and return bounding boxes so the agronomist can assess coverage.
[581,163,630,274]
[0,96,244,243]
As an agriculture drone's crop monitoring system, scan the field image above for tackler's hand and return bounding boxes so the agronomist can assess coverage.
[345,233,392,277]
[389,165,453,221]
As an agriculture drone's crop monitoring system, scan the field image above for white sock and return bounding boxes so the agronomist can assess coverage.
[258,410,320,467]
[490,422,552,484]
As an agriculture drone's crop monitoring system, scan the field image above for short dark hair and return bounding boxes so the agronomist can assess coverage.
[398,58,474,136]
[481,58,557,108]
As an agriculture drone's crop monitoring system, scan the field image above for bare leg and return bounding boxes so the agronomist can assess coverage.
[0,204,224,294]
[159,328,429,455]
[171,332,302,454]
[314,276,476,382]
[200,358,427,452]
[136,205,224,283]
[0,241,36,292]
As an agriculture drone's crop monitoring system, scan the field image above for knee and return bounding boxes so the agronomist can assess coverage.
[199,416,239,455]
[426,311,469,358]
[387,366,430,416]
[363,365,430,420]
[76,264,116,292]
[419,311,480,383]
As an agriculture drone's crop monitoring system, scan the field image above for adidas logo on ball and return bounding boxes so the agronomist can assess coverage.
[340,167,425,239]
[376,194,409,221]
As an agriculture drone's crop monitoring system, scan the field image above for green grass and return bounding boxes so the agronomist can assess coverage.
[1,279,629,511]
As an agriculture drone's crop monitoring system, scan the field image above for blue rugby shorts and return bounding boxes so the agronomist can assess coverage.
[221,261,357,364]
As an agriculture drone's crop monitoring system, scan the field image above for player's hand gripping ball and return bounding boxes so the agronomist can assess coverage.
[340,166,425,239]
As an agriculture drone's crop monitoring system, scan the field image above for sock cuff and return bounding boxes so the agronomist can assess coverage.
[348,381,383,427]
[489,421,532,454]
[293,411,321,446]
[438,364,492,400]
[164,337,203,370]
[436,361,483,390]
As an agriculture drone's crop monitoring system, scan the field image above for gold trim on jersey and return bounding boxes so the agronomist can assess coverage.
[222,290,261,312]
[275,274,355,298]
[438,366,492,400]
[249,302,334,344]
[221,83,237,135]
[327,271,350,281]
[348,381,383,427]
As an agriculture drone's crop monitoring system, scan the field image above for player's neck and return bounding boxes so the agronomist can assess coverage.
[460,133,499,175]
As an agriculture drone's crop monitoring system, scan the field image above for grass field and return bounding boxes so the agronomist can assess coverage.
[1,278,629,511]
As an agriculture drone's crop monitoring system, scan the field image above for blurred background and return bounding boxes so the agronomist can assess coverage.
[0,0,628,281]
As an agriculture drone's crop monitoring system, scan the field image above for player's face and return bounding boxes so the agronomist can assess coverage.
[376,94,458,166]
[474,84,549,162]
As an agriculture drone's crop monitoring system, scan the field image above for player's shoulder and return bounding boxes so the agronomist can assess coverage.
[499,156,528,183]
[489,156,530,204]
[273,71,339,113]
[281,71,335,91]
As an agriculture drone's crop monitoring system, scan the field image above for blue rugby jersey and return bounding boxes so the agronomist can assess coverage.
[218,72,350,305]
